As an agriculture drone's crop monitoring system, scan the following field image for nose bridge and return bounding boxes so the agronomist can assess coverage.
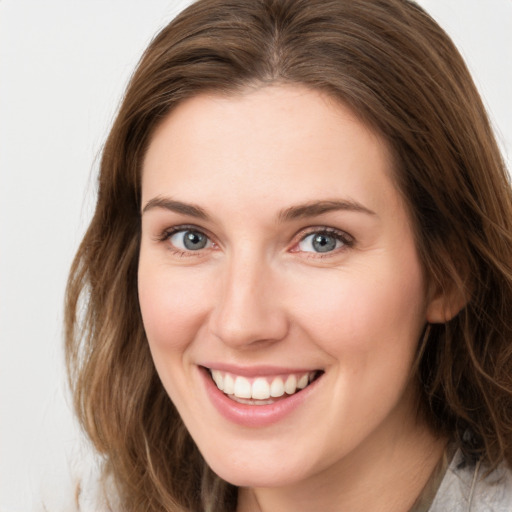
[209,247,288,348]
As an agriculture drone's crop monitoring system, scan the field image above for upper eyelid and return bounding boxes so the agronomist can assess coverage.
[161,224,352,238]
[160,224,213,239]
[295,226,354,242]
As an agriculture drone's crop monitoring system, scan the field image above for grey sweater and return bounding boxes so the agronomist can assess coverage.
[429,451,512,511]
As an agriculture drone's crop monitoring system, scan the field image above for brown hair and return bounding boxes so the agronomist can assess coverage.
[65,0,512,510]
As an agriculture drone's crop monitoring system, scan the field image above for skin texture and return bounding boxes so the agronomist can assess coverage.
[138,85,447,512]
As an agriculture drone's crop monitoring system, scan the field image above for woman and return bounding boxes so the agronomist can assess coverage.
[65,0,512,510]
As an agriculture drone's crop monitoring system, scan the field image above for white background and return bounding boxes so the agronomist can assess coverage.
[0,1,511,511]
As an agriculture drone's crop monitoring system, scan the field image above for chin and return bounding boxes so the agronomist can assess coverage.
[201,444,320,489]
[212,464,305,488]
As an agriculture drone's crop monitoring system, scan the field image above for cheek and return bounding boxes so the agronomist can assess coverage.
[293,259,427,441]
[137,259,213,415]
[137,260,211,353]
[290,257,427,359]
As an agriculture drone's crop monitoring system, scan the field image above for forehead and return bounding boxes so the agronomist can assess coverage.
[141,85,401,218]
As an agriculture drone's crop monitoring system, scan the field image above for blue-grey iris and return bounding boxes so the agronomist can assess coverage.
[312,234,337,253]
[183,231,208,250]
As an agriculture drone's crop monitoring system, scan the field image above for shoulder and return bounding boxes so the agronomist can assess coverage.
[429,450,512,512]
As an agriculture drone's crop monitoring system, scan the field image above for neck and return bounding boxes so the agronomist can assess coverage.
[237,418,447,512]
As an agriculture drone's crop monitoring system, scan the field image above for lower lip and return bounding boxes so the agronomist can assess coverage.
[199,367,322,427]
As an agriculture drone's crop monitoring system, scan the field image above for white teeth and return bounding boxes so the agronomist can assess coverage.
[270,377,285,397]
[284,374,297,395]
[211,370,224,390]
[297,374,309,389]
[251,378,270,399]
[209,370,318,400]
[224,373,235,395]
[234,376,252,398]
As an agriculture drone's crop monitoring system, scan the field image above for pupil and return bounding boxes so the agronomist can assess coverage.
[184,231,207,250]
[312,234,336,253]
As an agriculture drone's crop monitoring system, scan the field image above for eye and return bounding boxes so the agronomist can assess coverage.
[168,228,212,251]
[297,230,351,254]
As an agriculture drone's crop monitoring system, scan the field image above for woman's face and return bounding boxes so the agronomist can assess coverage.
[138,86,438,488]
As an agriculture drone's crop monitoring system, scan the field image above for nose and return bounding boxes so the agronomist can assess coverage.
[208,251,289,349]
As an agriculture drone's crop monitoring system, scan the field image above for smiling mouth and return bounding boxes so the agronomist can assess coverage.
[206,368,323,405]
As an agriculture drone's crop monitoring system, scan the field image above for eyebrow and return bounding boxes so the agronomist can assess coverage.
[278,199,376,221]
[142,197,208,219]
[141,197,376,220]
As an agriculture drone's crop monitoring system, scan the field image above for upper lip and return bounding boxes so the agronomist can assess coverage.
[200,363,323,378]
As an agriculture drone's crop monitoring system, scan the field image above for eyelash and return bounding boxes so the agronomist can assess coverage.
[156,225,355,258]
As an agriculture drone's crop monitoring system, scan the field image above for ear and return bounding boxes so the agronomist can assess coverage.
[426,281,468,324]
